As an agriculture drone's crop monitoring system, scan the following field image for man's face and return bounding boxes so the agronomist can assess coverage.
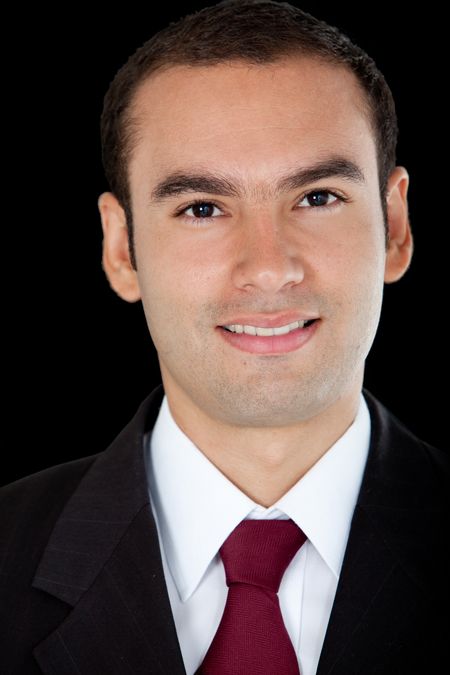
[124,57,405,427]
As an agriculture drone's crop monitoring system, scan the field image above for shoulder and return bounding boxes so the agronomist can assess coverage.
[0,454,103,663]
[0,389,165,669]
[0,454,100,560]
[0,385,165,562]
[362,387,449,500]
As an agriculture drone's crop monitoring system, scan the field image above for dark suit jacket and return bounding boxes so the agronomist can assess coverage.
[1,386,448,674]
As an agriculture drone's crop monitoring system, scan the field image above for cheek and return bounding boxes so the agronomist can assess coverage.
[134,229,225,346]
[137,224,232,300]
[326,212,386,278]
[312,219,386,318]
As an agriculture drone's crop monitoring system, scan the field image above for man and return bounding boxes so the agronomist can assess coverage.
[1,1,448,673]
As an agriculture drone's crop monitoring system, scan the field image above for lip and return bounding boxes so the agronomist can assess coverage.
[217,318,320,355]
[218,312,319,329]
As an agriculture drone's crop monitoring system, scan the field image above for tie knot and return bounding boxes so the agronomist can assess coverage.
[219,519,306,593]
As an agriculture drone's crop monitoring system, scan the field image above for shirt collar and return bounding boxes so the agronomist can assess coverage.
[146,393,371,601]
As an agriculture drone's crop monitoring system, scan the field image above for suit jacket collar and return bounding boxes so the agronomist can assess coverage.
[31,386,446,674]
[32,386,165,607]
[316,389,447,674]
[32,385,187,674]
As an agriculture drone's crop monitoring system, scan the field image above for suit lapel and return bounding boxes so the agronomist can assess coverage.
[32,386,187,675]
[33,506,186,674]
[316,389,446,674]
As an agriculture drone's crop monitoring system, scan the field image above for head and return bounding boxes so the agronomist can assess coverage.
[98,0,412,427]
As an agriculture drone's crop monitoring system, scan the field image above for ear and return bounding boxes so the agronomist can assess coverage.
[98,192,141,302]
[384,166,414,284]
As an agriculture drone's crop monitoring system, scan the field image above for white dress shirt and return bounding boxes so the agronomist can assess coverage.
[144,393,371,675]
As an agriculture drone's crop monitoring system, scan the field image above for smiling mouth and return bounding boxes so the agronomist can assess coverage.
[221,319,316,336]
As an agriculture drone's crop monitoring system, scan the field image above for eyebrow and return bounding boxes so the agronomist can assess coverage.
[149,155,366,204]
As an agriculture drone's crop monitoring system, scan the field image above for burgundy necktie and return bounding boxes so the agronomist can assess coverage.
[196,519,307,675]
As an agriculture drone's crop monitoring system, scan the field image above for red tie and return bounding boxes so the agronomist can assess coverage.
[196,519,306,675]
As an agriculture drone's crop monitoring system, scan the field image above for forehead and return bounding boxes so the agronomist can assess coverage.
[129,57,377,192]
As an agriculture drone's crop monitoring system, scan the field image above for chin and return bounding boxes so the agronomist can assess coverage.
[209,386,332,428]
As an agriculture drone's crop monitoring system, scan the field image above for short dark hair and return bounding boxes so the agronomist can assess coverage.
[100,0,398,268]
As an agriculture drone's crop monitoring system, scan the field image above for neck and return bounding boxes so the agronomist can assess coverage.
[163,380,363,508]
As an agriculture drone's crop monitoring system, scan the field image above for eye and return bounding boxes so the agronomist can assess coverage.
[179,200,223,221]
[298,190,342,209]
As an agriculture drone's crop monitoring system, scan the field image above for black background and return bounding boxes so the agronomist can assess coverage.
[4,2,447,486]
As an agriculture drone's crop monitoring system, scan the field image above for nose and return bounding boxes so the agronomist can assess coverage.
[231,216,305,293]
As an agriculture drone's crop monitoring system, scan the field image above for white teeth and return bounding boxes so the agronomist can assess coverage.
[255,326,273,336]
[273,324,291,336]
[224,320,309,335]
